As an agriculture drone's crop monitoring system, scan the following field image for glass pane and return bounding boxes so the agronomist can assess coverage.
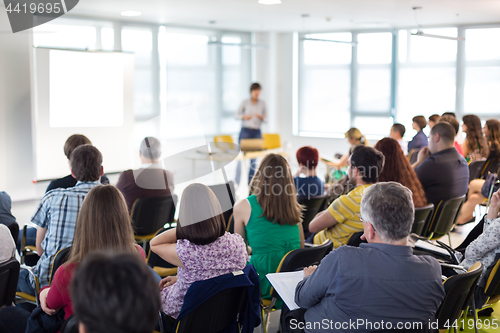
[299,68,350,134]
[357,68,391,112]
[357,32,392,64]
[464,67,500,114]
[222,36,241,66]
[409,28,458,62]
[398,30,408,63]
[121,27,153,65]
[354,117,393,136]
[303,33,352,65]
[465,28,500,61]
[34,23,97,49]
[396,67,456,130]
[101,27,114,51]
[164,32,210,66]
[222,69,242,112]
[133,68,155,118]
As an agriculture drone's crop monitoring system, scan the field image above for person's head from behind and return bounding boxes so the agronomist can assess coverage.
[177,183,226,246]
[374,138,409,183]
[442,112,456,118]
[250,82,261,100]
[428,114,441,129]
[140,137,161,164]
[360,182,414,244]
[428,122,456,154]
[348,145,385,185]
[345,127,368,146]
[69,185,136,264]
[412,116,427,132]
[390,123,405,140]
[70,145,103,182]
[250,154,303,226]
[296,146,319,171]
[64,134,91,160]
[439,115,460,137]
[71,251,160,333]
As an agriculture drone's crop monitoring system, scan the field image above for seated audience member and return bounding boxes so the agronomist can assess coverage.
[0,224,15,263]
[116,136,174,211]
[462,115,489,162]
[439,115,463,155]
[234,154,304,303]
[0,185,145,333]
[71,252,160,333]
[323,128,368,168]
[442,111,456,118]
[374,138,427,208]
[0,191,18,244]
[413,123,469,207]
[294,146,324,199]
[151,183,248,319]
[46,134,109,192]
[408,115,428,151]
[309,146,385,248]
[293,182,445,333]
[457,119,500,225]
[17,145,104,296]
[428,114,441,129]
[389,123,407,155]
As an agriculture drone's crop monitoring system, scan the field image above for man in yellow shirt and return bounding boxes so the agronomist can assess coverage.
[309,145,385,247]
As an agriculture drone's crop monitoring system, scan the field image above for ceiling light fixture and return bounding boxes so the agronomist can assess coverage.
[208,40,268,49]
[411,7,464,41]
[121,11,142,17]
[301,37,357,46]
[258,0,282,5]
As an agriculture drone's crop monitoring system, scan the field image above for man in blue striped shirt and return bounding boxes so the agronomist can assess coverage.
[17,145,104,295]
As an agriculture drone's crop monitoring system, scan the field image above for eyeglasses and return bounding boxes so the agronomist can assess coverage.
[358,214,376,231]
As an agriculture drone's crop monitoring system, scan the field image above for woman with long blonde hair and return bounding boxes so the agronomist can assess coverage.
[324,127,368,169]
[234,154,304,305]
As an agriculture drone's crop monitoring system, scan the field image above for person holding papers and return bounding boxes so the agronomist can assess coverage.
[292,182,444,333]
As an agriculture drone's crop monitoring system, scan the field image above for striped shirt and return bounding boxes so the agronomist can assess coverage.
[30,181,101,288]
[313,184,371,248]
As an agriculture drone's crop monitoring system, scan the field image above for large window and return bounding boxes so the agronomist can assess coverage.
[297,25,500,138]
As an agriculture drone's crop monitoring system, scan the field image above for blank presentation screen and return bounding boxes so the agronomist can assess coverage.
[49,50,124,128]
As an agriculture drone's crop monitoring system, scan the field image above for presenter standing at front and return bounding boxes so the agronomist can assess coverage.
[236,83,267,185]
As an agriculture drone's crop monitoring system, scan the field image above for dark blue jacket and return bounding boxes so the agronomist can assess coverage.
[408,130,429,151]
[177,264,261,333]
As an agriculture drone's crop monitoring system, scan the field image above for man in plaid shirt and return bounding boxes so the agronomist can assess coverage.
[17,144,104,295]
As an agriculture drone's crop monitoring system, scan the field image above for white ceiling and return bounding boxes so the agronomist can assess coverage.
[70,0,500,32]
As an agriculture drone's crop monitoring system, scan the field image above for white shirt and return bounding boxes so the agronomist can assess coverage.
[236,99,267,130]
[398,139,408,155]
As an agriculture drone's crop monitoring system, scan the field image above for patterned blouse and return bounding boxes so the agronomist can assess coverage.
[461,217,500,283]
[160,232,248,318]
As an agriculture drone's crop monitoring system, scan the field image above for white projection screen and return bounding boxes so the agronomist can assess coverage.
[32,48,136,181]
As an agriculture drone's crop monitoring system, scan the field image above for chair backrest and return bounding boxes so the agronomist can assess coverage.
[131,195,177,236]
[0,258,20,307]
[278,240,333,274]
[5,222,19,246]
[226,213,234,233]
[208,182,236,226]
[485,257,500,298]
[480,156,500,179]
[408,148,422,165]
[297,196,327,239]
[262,133,281,150]
[214,135,234,145]
[49,247,71,285]
[61,315,79,333]
[175,286,247,333]
[435,262,483,329]
[413,204,434,236]
[346,232,366,247]
[469,159,486,180]
[426,195,466,239]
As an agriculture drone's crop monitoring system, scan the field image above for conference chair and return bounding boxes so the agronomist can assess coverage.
[262,240,333,333]
[262,133,281,150]
[20,225,40,266]
[0,258,20,308]
[478,156,500,180]
[408,148,422,165]
[147,228,178,278]
[60,315,79,333]
[297,196,327,239]
[214,135,234,146]
[130,195,177,249]
[468,159,487,180]
[208,182,236,228]
[435,262,483,333]
[413,204,435,236]
[471,258,500,321]
[424,195,466,245]
[48,247,71,285]
[5,221,19,248]
[346,232,366,247]
[226,213,234,233]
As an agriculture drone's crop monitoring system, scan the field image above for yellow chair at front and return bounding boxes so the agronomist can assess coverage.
[262,134,281,150]
[214,135,234,149]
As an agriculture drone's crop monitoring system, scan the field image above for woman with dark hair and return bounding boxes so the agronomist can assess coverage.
[374,138,428,208]
[462,114,489,162]
[151,183,247,319]
[294,146,325,199]
[408,115,428,151]
[428,114,441,129]
[457,119,500,225]
[234,154,304,304]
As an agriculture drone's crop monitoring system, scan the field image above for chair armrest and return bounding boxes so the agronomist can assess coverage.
[440,263,467,273]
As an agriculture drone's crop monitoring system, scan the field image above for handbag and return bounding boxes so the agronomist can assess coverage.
[25,307,65,333]
[481,173,499,199]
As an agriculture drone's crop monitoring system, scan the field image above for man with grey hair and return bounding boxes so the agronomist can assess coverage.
[117,137,174,211]
[292,182,445,333]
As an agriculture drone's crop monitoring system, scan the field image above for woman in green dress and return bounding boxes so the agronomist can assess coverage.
[234,153,304,304]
